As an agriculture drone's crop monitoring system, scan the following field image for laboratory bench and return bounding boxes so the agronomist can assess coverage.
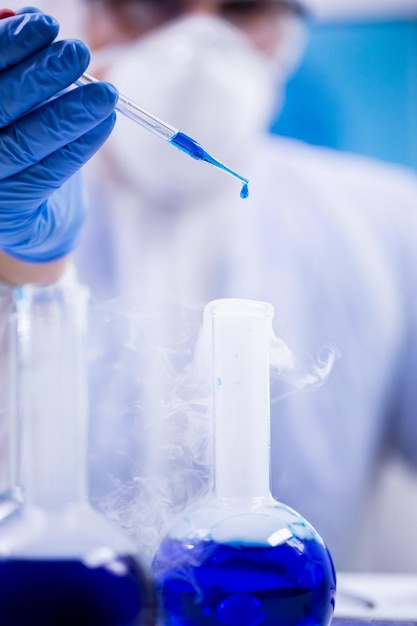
[333,572,417,624]
[333,622,417,625]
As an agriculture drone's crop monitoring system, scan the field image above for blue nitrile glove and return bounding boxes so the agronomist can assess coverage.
[0,8,118,263]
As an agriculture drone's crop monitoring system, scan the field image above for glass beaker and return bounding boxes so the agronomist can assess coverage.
[0,280,157,626]
[152,298,336,626]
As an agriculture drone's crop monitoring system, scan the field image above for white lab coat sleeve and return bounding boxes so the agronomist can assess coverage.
[384,175,417,467]
[388,293,417,466]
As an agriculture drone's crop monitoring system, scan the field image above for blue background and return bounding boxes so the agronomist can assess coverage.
[271,19,417,170]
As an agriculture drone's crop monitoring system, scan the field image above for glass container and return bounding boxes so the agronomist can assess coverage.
[0,283,21,520]
[0,280,157,626]
[152,298,336,626]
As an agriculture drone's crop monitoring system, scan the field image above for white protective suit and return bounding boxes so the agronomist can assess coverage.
[75,14,417,571]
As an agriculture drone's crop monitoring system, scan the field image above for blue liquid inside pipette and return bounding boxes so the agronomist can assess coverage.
[0,555,157,625]
[170,132,249,199]
[153,536,336,626]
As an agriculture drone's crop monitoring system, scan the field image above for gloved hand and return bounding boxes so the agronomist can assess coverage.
[0,8,118,263]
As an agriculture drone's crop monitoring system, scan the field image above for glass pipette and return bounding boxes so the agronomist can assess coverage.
[0,8,249,197]
[76,73,249,199]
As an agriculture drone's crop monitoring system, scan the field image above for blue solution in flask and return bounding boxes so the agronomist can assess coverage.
[0,555,154,626]
[152,299,336,626]
[154,534,334,626]
[0,283,158,626]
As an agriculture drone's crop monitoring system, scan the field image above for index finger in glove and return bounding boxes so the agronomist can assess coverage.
[0,38,91,127]
[0,82,119,179]
[0,112,116,219]
[0,113,116,262]
[0,11,58,71]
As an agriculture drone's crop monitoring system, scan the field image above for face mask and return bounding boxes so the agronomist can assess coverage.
[103,14,280,203]
[270,13,308,79]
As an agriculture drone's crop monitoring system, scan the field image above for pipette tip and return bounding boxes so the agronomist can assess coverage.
[76,75,250,198]
[170,132,249,199]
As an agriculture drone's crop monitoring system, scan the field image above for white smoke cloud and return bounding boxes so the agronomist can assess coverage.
[90,298,338,564]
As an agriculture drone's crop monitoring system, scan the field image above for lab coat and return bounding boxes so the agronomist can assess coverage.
[76,131,417,571]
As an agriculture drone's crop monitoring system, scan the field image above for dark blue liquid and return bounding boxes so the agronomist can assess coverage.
[153,536,336,626]
[0,554,158,626]
[170,132,249,199]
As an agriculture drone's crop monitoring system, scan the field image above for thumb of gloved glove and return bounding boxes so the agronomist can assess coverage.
[0,9,118,263]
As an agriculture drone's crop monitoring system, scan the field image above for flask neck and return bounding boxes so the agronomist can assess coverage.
[0,287,20,505]
[17,284,89,509]
[210,300,272,500]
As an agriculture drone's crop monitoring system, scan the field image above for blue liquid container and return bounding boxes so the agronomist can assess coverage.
[152,299,336,626]
[0,282,157,626]
[153,502,335,626]
[0,555,154,626]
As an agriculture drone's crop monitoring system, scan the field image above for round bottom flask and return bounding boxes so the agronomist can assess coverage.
[152,299,336,626]
[0,282,157,626]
